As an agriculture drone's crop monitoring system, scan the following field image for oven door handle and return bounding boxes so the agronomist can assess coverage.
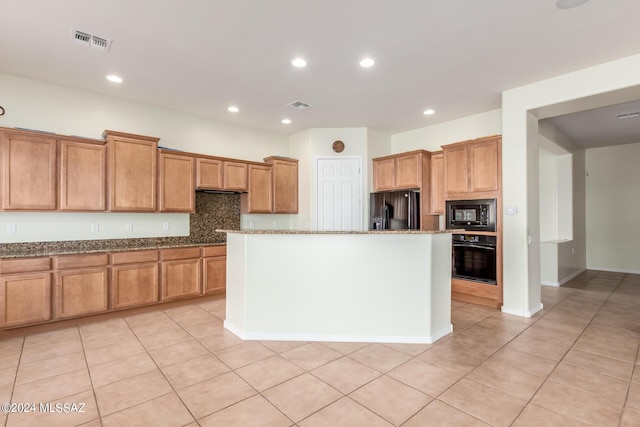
[453,243,496,251]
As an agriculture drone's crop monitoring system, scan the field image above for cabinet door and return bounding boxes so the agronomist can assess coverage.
[272,160,298,213]
[161,259,201,301]
[443,145,469,194]
[107,135,157,211]
[1,131,57,210]
[196,158,223,190]
[203,256,226,295]
[0,273,52,328]
[159,153,195,212]
[242,164,273,213]
[223,161,248,191]
[111,263,159,309]
[469,139,500,193]
[430,152,444,214]
[372,157,395,191]
[394,153,421,189]
[59,140,106,211]
[56,268,108,319]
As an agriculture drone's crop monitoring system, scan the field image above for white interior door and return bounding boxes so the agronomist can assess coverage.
[316,157,362,231]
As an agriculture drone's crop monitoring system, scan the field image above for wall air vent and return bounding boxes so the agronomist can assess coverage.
[286,101,311,110]
[70,29,112,52]
[617,111,640,119]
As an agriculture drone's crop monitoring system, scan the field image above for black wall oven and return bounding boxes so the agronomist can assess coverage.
[452,234,497,284]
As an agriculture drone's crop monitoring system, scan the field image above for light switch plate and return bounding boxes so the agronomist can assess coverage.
[6,224,16,234]
[505,206,517,215]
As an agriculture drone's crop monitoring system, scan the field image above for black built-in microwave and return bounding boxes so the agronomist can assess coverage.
[446,199,496,232]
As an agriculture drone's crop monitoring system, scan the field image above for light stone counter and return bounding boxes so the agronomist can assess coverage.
[219,229,454,344]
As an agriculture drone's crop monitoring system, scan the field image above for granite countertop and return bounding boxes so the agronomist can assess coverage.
[0,239,225,259]
[217,229,456,235]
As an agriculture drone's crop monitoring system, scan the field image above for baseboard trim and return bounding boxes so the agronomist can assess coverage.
[223,322,454,344]
[587,266,640,275]
[541,268,587,287]
[501,303,543,318]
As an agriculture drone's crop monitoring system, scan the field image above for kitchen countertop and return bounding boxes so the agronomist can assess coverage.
[217,229,456,234]
[0,239,225,259]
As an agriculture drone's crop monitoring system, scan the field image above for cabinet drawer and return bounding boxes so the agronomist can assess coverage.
[161,247,201,261]
[54,254,109,269]
[111,250,158,265]
[0,257,52,274]
[202,245,226,257]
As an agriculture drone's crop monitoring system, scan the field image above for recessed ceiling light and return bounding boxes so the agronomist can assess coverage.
[292,58,307,68]
[423,109,435,116]
[281,118,292,124]
[360,58,375,68]
[556,0,589,9]
[227,106,239,113]
[106,75,122,83]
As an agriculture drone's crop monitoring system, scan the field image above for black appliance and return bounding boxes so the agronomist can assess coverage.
[370,191,420,230]
[446,199,496,232]
[452,234,497,284]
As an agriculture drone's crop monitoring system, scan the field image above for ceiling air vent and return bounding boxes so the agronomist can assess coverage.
[617,111,640,119]
[286,101,311,110]
[70,29,112,52]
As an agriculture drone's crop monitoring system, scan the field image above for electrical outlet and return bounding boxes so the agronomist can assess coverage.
[6,224,16,234]
[249,221,255,229]
[125,223,133,231]
[162,222,170,231]
[91,223,99,232]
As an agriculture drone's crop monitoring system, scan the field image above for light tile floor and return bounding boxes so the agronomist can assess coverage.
[0,270,639,426]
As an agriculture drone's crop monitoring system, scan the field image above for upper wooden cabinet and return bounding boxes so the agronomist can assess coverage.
[104,130,159,212]
[224,161,248,191]
[430,151,444,214]
[196,157,248,192]
[443,135,501,198]
[0,129,57,210]
[241,163,273,213]
[59,139,107,211]
[265,157,298,214]
[372,150,431,192]
[158,151,195,212]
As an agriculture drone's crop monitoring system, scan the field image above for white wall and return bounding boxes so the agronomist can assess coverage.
[391,109,502,152]
[0,73,289,242]
[586,142,640,273]
[502,52,640,316]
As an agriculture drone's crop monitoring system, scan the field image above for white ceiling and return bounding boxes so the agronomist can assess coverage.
[1,0,640,141]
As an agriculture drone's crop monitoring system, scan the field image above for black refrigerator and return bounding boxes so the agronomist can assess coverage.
[370,190,420,230]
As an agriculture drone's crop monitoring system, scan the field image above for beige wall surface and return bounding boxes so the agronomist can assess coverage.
[586,142,640,273]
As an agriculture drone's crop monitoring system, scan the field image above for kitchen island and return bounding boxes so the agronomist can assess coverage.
[219,230,454,344]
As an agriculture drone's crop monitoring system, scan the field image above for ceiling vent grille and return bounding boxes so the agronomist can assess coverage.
[617,111,640,119]
[70,29,112,52]
[286,101,311,110]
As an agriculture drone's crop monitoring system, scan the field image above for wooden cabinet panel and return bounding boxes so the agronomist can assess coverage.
[54,254,108,270]
[159,152,195,212]
[59,140,106,211]
[469,139,500,193]
[0,257,51,274]
[111,250,158,265]
[0,272,51,327]
[223,161,248,191]
[241,164,273,213]
[161,258,201,301]
[105,131,159,212]
[1,131,57,210]
[56,267,108,319]
[266,157,298,213]
[203,256,226,295]
[196,158,223,190]
[202,245,226,257]
[161,247,201,261]
[394,153,421,189]
[430,152,444,214]
[443,144,469,194]
[372,157,395,191]
[111,263,159,309]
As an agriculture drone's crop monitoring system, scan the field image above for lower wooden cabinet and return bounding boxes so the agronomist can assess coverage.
[55,254,109,319]
[0,272,52,328]
[0,244,226,329]
[161,258,201,301]
[203,246,226,295]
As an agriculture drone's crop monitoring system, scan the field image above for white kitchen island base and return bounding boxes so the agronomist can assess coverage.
[221,230,453,344]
